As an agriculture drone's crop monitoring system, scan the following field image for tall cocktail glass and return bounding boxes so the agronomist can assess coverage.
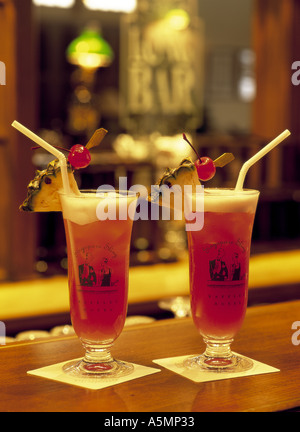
[185,188,259,372]
[59,189,137,378]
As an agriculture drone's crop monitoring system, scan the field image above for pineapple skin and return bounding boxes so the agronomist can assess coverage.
[157,157,200,190]
[150,157,201,211]
[20,159,80,212]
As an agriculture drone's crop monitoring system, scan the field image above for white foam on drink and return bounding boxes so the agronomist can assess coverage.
[202,188,259,213]
[59,192,136,225]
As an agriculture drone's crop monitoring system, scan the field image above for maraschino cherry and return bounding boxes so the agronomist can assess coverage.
[31,128,108,170]
[68,144,91,169]
[67,128,107,169]
[183,133,216,181]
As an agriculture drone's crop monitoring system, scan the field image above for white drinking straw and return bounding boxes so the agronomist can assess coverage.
[12,120,71,194]
[235,129,291,191]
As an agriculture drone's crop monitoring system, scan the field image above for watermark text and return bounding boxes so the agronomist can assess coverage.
[0,321,6,345]
[291,61,300,85]
[0,61,6,86]
[95,177,204,232]
[291,321,300,346]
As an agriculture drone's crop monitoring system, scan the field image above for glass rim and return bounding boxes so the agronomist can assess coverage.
[58,189,138,198]
[203,188,260,196]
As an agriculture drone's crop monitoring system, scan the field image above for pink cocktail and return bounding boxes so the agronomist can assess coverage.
[60,190,137,378]
[185,188,259,371]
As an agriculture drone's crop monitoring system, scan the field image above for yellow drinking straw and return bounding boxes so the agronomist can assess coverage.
[235,129,291,191]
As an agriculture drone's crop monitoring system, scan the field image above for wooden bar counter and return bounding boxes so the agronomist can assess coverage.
[0,299,300,412]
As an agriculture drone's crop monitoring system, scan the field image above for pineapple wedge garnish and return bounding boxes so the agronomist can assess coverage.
[20,128,107,212]
[20,159,80,212]
[157,157,200,190]
[151,152,234,209]
[150,157,200,210]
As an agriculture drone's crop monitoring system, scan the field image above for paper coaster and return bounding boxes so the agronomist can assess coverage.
[153,353,280,383]
[28,358,161,390]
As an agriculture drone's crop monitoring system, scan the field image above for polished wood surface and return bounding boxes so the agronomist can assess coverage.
[1,299,300,412]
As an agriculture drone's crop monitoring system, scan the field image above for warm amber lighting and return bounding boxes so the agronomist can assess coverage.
[33,0,75,7]
[165,9,190,31]
[74,53,105,69]
[82,0,136,13]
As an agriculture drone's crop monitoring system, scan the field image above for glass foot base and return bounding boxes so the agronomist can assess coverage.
[63,358,134,379]
[183,353,253,373]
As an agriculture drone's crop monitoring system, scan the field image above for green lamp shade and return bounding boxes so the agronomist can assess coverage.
[66,29,114,69]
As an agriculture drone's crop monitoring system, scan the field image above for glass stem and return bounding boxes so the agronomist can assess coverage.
[82,340,114,364]
[203,337,233,360]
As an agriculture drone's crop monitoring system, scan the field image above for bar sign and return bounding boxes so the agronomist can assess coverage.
[0,61,6,85]
[0,321,6,345]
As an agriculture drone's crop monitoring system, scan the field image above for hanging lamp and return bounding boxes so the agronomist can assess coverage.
[66,27,114,69]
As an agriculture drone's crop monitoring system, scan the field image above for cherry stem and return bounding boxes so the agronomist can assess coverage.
[31,145,71,153]
[182,133,201,161]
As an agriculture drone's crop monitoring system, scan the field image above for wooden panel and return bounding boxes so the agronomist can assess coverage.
[252,0,293,136]
[0,0,16,279]
[251,0,300,188]
[0,0,37,280]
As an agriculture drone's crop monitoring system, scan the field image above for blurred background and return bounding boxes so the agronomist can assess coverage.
[1,0,300,334]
